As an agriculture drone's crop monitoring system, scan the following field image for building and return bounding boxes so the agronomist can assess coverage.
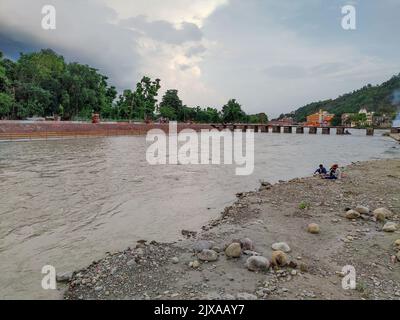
[306,110,334,127]
[358,108,374,126]
[341,108,392,128]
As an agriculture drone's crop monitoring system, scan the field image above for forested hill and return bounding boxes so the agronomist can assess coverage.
[282,74,400,122]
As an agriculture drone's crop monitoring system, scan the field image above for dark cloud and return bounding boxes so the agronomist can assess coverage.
[120,15,203,44]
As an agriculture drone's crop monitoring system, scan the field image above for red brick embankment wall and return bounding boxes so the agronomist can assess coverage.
[0,121,215,141]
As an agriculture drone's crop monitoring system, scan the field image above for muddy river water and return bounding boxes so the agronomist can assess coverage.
[1,130,399,299]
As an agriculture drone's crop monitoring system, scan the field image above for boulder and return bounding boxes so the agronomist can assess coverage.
[382,222,398,232]
[225,243,242,258]
[373,208,393,220]
[271,242,291,253]
[271,250,288,267]
[56,272,73,282]
[193,240,213,253]
[354,205,370,215]
[240,238,255,251]
[394,239,400,249]
[198,249,218,262]
[307,223,320,234]
[345,210,361,219]
[246,256,270,271]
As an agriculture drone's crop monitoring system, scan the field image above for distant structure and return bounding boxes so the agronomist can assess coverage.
[342,108,392,128]
[306,110,334,127]
[269,116,294,126]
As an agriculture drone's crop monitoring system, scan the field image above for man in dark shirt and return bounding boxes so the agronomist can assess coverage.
[314,164,327,175]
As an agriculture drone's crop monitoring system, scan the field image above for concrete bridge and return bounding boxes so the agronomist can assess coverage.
[211,124,376,136]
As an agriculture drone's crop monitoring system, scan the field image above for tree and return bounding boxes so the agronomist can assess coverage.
[132,76,161,120]
[0,92,13,118]
[159,89,183,120]
[221,99,246,123]
[331,114,342,126]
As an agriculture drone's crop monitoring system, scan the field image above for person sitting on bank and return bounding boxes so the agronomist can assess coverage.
[314,164,327,176]
[325,164,341,180]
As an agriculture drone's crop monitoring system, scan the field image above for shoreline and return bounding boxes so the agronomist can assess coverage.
[63,158,400,300]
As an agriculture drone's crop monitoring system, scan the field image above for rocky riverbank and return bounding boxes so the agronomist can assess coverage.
[63,159,400,300]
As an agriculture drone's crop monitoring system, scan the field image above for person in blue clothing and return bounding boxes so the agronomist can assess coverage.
[314,164,327,176]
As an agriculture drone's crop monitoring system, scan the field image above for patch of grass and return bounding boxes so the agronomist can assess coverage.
[298,201,310,210]
[356,281,367,293]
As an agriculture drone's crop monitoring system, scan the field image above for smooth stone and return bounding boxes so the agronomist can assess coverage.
[307,223,320,234]
[240,238,255,251]
[193,240,212,253]
[246,256,270,271]
[382,222,398,232]
[354,205,370,215]
[373,208,393,221]
[345,210,361,219]
[271,250,288,267]
[225,243,242,258]
[56,272,73,282]
[171,257,179,264]
[271,242,291,253]
[198,249,218,262]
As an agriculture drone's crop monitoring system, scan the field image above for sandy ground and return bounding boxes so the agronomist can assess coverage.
[64,159,400,300]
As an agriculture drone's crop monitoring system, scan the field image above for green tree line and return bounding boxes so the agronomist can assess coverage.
[0,49,268,124]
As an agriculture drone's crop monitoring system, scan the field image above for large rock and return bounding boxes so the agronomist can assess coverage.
[193,240,213,253]
[373,208,393,221]
[246,256,270,271]
[240,238,255,251]
[198,249,218,262]
[56,271,73,282]
[307,223,320,234]
[271,250,288,267]
[271,242,291,253]
[394,239,400,249]
[354,205,370,215]
[225,243,242,258]
[382,222,398,233]
[345,210,361,219]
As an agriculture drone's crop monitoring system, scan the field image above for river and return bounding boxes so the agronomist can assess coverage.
[0,129,399,299]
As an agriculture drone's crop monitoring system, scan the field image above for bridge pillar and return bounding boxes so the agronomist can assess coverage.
[309,127,317,134]
[322,127,330,135]
[242,125,248,132]
[366,128,374,136]
[254,125,259,133]
[283,126,292,133]
[296,127,304,134]
[272,126,281,133]
[336,127,345,135]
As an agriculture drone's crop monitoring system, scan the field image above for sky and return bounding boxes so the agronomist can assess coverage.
[0,0,399,118]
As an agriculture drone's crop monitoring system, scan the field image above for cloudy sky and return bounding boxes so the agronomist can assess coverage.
[0,0,399,117]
